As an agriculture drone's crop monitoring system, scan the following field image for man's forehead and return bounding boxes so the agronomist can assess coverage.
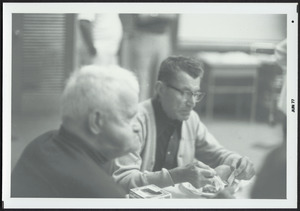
[172,70,198,80]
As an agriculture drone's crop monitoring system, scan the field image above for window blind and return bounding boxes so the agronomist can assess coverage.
[22,14,66,94]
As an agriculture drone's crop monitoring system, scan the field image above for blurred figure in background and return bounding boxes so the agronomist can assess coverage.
[120,14,178,101]
[251,39,287,199]
[251,137,286,199]
[79,13,123,66]
[274,39,287,131]
[11,65,140,198]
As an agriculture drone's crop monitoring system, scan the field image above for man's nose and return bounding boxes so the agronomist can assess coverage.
[186,95,196,107]
[132,122,140,133]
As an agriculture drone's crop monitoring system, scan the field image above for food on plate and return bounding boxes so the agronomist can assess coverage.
[202,165,235,194]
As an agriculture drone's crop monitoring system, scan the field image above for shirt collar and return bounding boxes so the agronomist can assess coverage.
[152,96,182,128]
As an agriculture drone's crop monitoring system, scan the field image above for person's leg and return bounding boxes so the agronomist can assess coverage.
[125,31,155,101]
[149,32,172,98]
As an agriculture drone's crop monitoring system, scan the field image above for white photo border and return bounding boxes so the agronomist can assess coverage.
[2,2,298,209]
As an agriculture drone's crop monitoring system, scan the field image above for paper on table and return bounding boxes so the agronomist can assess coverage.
[226,169,236,186]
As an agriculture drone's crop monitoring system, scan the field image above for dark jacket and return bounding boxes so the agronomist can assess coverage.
[11,127,126,198]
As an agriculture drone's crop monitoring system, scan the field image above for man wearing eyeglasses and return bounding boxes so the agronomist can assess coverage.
[109,56,255,192]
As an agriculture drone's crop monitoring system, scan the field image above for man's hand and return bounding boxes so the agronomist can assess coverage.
[223,155,255,180]
[169,161,216,189]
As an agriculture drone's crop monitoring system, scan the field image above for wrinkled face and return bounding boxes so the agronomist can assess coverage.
[159,71,201,121]
[101,89,140,159]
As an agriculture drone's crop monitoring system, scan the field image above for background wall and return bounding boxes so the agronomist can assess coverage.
[176,14,286,54]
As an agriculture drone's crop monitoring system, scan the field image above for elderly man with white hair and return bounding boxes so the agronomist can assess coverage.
[11,65,140,198]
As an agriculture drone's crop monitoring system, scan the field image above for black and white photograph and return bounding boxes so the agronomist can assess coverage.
[2,2,298,209]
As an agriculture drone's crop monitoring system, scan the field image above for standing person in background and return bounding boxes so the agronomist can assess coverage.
[120,14,179,101]
[11,65,140,198]
[79,13,123,66]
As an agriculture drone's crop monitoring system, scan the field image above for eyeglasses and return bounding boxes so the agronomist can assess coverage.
[164,83,206,102]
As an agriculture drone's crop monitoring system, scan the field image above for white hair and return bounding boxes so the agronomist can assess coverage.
[61,65,139,122]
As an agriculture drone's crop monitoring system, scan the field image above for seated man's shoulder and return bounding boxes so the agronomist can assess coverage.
[21,130,59,158]
[12,130,126,198]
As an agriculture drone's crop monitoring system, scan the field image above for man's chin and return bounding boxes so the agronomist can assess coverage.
[179,113,191,121]
[127,143,140,154]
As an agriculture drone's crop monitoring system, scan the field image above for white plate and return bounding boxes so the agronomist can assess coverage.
[179,180,240,198]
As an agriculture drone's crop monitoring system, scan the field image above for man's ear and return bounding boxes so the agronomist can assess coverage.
[155,81,164,97]
[88,109,104,135]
